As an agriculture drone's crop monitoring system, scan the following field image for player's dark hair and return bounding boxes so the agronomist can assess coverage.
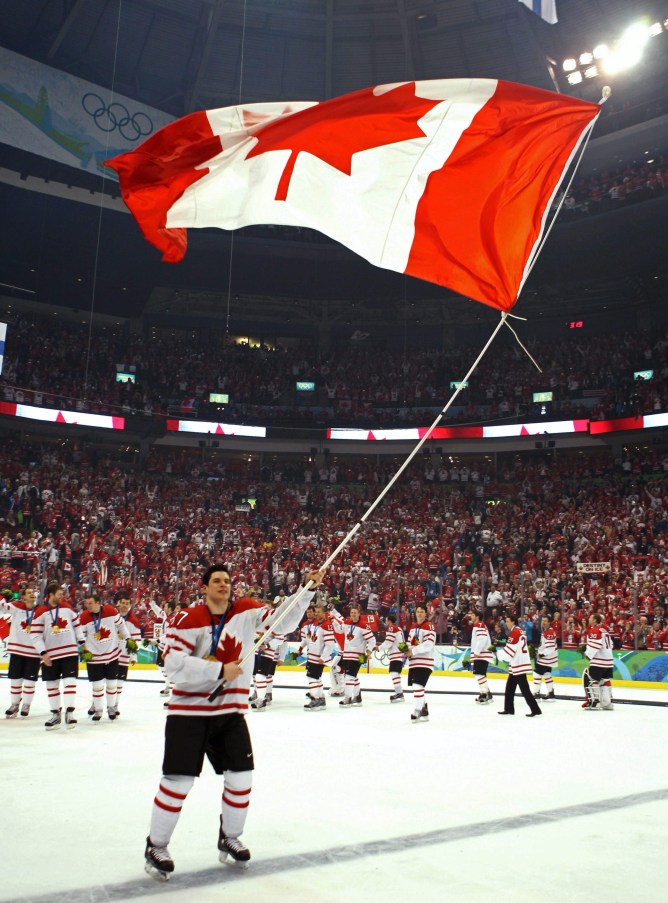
[202,563,230,586]
[46,581,61,597]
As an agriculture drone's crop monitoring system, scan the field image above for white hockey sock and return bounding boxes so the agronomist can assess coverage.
[106,679,118,710]
[9,680,22,704]
[221,770,253,838]
[476,675,489,693]
[344,678,355,699]
[413,683,425,712]
[116,680,125,703]
[91,679,105,712]
[22,680,36,708]
[255,675,268,700]
[391,674,401,691]
[266,676,274,693]
[150,774,195,847]
[545,675,554,692]
[63,679,76,710]
[308,679,323,698]
[45,680,61,711]
[533,675,541,693]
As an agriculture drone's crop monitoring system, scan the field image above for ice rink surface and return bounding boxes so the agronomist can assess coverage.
[2,670,667,903]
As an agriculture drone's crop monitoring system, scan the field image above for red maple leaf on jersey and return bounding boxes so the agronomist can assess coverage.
[244,82,443,201]
[216,633,243,665]
[54,617,68,631]
[98,626,111,640]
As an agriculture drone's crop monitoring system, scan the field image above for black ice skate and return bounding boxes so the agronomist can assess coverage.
[411,703,429,723]
[20,704,30,717]
[87,704,95,716]
[218,819,251,869]
[352,693,363,705]
[45,709,61,730]
[304,696,326,710]
[5,703,19,718]
[339,697,353,706]
[389,691,405,703]
[144,836,174,881]
[91,711,102,722]
[65,708,77,729]
[251,697,268,711]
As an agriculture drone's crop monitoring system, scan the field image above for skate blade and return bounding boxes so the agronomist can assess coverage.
[65,722,76,730]
[145,862,170,882]
[219,851,249,870]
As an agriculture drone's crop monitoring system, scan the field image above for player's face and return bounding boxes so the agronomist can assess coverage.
[85,596,100,613]
[416,608,426,623]
[23,588,36,608]
[117,599,131,615]
[206,570,232,608]
[350,608,360,622]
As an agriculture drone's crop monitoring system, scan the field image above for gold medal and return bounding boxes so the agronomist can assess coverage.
[94,631,102,641]
[25,626,31,634]
[52,626,60,634]
[204,655,218,661]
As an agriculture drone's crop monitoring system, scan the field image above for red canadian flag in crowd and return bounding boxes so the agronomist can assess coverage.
[107,79,600,313]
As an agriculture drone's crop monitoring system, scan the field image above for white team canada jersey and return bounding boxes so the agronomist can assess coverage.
[0,599,47,658]
[150,599,168,649]
[470,622,494,662]
[118,614,142,666]
[30,603,82,660]
[379,624,406,662]
[164,587,315,716]
[80,605,130,663]
[585,626,614,668]
[331,616,375,662]
[537,627,558,667]
[499,627,532,674]
[407,621,436,670]
[302,618,337,665]
[258,630,286,662]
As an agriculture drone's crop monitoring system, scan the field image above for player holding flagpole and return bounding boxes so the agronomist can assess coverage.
[144,563,323,880]
[376,613,407,702]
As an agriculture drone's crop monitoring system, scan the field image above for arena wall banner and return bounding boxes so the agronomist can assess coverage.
[166,419,266,437]
[0,401,124,430]
[0,47,173,179]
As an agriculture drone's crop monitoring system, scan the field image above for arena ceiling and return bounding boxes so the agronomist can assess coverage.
[0,0,667,326]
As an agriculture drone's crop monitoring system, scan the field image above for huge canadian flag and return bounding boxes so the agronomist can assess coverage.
[107,79,600,312]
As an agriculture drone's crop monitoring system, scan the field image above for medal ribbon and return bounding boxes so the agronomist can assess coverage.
[209,608,229,658]
[93,608,103,636]
[50,605,60,630]
[25,606,36,628]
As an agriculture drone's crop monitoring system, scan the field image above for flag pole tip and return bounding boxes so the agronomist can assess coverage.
[601,85,612,102]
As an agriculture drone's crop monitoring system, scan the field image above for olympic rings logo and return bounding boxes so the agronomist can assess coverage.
[82,93,153,142]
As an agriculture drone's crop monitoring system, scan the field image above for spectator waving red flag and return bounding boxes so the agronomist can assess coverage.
[107,79,600,313]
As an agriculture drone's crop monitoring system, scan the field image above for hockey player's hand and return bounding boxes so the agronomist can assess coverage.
[80,647,93,663]
[142,638,151,647]
[488,644,497,652]
[462,657,471,670]
[305,569,325,588]
[126,638,138,654]
[577,644,586,655]
[223,659,243,682]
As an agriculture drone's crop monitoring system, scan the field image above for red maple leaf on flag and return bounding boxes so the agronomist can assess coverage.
[98,626,111,640]
[217,633,243,664]
[244,82,443,201]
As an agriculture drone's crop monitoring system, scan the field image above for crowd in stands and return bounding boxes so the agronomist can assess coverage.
[1,438,667,655]
[1,312,668,429]
[559,152,666,220]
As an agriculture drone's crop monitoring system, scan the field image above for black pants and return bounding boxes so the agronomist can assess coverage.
[503,673,541,714]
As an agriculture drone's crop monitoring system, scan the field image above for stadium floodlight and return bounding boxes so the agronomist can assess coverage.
[602,23,650,74]
[566,71,583,85]
[593,44,609,59]
[579,51,594,65]
[583,65,599,79]
[562,58,577,71]
[648,22,663,36]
